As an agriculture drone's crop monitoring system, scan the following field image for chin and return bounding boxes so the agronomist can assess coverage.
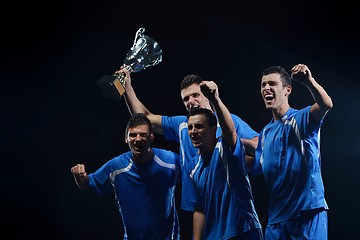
[264,103,274,110]
[192,142,200,148]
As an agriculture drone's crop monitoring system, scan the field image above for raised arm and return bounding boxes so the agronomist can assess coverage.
[115,67,164,134]
[71,164,91,190]
[199,81,236,146]
[291,64,333,121]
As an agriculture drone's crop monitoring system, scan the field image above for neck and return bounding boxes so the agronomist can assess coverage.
[198,140,217,155]
[272,104,290,121]
[133,148,154,164]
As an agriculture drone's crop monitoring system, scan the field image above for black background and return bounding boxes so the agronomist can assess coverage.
[2,0,359,239]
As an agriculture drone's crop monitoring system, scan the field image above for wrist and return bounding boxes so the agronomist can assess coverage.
[75,172,87,178]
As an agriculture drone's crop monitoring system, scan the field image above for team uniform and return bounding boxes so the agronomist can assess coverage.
[88,148,181,240]
[185,136,263,240]
[161,113,259,211]
[254,107,329,239]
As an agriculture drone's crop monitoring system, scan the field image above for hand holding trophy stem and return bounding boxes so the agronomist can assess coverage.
[97,27,163,100]
[111,65,132,96]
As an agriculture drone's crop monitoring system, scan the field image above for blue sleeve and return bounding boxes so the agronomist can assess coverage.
[88,161,114,197]
[231,114,259,139]
[253,129,264,175]
[175,154,182,186]
[162,115,187,143]
[297,106,323,137]
[167,150,182,186]
[181,163,200,211]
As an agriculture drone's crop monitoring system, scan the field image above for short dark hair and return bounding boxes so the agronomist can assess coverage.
[126,113,153,136]
[187,108,217,128]
[180,74,203,91]
[262,65,292,86]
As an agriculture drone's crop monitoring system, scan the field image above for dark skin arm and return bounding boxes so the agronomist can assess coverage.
[291,64,333,121]
[71,164,91,190]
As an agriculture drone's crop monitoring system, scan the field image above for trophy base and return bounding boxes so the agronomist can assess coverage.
[97,75,125,100]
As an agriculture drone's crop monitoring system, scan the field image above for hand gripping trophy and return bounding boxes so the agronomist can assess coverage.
[97,28,162,100]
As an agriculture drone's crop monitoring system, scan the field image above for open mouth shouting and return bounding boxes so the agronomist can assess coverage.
[263,91,275,104]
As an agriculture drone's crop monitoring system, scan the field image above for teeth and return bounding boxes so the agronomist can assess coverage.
[264,94,274,100]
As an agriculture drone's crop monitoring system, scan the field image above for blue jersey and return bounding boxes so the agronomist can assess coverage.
[185,137,262,239]
[162,113,259,211]
[88,148,181,240]
[254,107,329,224]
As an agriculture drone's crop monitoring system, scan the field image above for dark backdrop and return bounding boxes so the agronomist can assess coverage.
[2,0,359,239]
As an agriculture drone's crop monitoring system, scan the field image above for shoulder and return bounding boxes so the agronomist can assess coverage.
[162,115,188,129]
[230,113,241,119]
[230,113,249,125]
[162,115,187,122]
[153,148,180,159]
[98,152,132,173]
[285,107,311,121]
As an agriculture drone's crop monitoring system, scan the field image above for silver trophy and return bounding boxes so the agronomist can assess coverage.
[97,27,162,100]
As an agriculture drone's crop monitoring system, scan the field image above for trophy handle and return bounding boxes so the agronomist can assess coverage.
[131,28,145,50]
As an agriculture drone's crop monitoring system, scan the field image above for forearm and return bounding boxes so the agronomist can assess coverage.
[193,210,205,240]
[306,78,333,120]
[124,83,151,115]
[124,82,164,134]
[74,174,91,190]
[307,78,333,110]
[211,98,236,146]
[291,64,333,119]
[241,137,258,157]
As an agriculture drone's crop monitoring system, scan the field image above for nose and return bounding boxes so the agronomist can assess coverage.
[188,126,198,136]
[189,128,194,134]
[263,83,270,90]
[134,134,142,141]
[188,96,197,107]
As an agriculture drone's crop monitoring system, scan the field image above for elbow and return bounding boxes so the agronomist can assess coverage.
[325,98,334,111]
[319,94,333,112]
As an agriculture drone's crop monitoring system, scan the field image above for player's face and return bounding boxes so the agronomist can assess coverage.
[188,114,216,153]
[181,83,211,112]
[126,124,153,158]
[261,73,291,110]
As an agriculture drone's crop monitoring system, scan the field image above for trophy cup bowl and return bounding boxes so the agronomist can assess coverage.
[97,28,162,100]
